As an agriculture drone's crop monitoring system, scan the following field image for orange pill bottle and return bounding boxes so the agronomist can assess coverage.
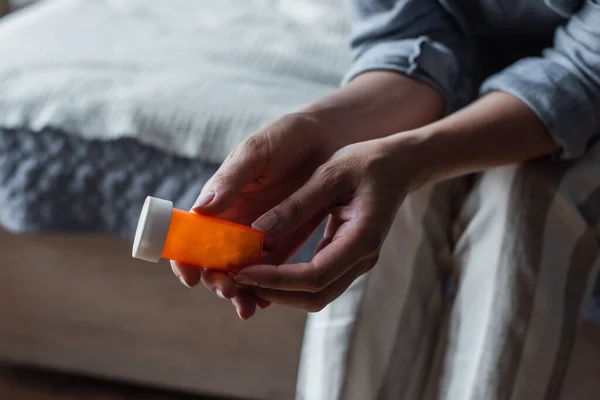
[132,196,264,271]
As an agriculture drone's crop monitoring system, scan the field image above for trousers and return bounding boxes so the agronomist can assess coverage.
[297,144,600,400]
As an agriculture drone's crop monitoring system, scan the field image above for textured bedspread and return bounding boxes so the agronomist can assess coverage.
[0,127,323,262]
[0,128,209,234]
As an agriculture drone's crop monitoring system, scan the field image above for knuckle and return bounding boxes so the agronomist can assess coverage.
[267,113,314,141]
[209,173,228,191]
[317,164,338,182]
[281,196,304,221]
[279,113,304,128]
[318,163,349,190]
[243,135,268,157]
[282,112,320,132]
[223,143,248,168]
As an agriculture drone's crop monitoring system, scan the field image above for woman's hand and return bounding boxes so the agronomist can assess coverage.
[170,71,444,319]
[171,112,341,319]
[230,136,417,312]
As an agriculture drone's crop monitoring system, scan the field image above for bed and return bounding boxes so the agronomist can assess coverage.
[0,1,345,397]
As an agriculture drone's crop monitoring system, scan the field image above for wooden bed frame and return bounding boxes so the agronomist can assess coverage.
[0,229,306,399]
[0,0,10,17]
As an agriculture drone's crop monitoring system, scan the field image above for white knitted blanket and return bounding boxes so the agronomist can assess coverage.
[0,0,350,162]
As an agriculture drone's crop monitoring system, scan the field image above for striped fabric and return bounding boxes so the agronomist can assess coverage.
[297,142,600,400]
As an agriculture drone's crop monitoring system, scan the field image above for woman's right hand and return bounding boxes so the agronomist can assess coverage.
[171,112,343,319]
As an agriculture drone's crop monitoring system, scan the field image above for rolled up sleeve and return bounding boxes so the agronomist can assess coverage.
[481,0,600,159]
[344,0,466,109]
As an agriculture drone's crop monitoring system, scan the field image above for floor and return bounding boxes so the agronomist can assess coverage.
[0,323,598,400]
[0,364,231,400]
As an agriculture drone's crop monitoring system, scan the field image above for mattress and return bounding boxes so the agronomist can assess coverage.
[0,127,323,263]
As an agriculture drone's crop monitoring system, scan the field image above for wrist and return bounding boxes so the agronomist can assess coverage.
[381,129,435,192]
[303,71,445,151]
[301,92,372,152]
[384,123,471,192]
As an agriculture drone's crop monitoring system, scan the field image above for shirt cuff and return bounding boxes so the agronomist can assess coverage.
[343,36,460,111]
[480,57,598,159]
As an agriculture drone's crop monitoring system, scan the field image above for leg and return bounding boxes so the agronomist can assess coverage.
[296,178,471,400]
[438,148,600,400]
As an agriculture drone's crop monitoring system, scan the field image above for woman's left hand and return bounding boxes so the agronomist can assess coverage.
[232,136,418,312]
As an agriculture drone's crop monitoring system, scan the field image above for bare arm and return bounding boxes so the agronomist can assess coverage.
[232,92,560,311]
[304,71,445,150]
[393,91,559,190]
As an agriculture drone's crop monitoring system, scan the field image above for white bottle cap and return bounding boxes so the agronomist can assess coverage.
[132,196,173,262]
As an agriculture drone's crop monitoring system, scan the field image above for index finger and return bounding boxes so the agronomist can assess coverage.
[192,136,267,215]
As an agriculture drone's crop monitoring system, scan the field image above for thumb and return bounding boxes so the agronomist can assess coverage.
[252,164,350,235]
[192,137,268,215]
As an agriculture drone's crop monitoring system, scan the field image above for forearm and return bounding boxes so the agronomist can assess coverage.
[304,71,445,149]
[393,91,559,189]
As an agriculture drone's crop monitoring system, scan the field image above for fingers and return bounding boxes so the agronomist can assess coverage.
[252,163,350,235]
[233,217,377,292]
[309,217,381,281]
[259,211,326,266]
[170,261,202,288]
[192,135,269,216]
[171,262,239,301]
[231,290,258,320]
[200,269,237,299]
[254,257,375,312]
[170,261,264,318]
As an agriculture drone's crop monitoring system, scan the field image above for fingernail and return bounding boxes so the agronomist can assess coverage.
[252,212,278,232]
[171,263,181,278]
[179,277,192,288]
[233,303,246,320]
[193,191,215,209]
[236,308,245,320]
[215,288,227,300]
[233,274,258,286]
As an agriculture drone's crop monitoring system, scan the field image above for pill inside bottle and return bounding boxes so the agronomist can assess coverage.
[132,196,264,271]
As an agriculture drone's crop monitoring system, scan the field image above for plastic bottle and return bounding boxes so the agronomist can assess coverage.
[132,196,264,271]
